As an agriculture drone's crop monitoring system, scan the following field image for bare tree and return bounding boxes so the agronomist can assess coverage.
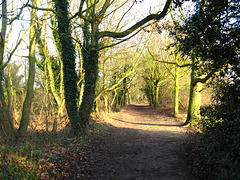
[52,0,172,135]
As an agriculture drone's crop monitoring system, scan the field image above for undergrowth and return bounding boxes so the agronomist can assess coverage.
[0,117,110,179]
[195,78,240,180]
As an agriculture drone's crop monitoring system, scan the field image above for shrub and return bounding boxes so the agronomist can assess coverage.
[199,78,240,179]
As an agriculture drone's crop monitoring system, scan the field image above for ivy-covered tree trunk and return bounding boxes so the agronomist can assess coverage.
[17,0,38,137]
[79,48,98,129]
[79,21,99,131]
[122,70,128,106]
[53,0,80,135]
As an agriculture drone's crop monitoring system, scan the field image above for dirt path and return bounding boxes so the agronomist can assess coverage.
[90,103,193,179]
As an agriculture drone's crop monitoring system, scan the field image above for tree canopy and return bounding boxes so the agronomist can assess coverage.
[178,0,239,78]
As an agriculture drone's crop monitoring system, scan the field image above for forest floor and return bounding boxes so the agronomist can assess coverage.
[89,103,197,180]
[1,103,204,179]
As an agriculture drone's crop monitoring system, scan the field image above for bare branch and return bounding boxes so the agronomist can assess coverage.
[154,60,192,67]
[95,68,134,101]
[99,0,172,38]
[9,0,30,24]
[148,47,191,67]
[194,71,216,84]
[114,1,136,31]
[98,27,142,51]
[26,4,57,15]
[70,0,91,22]
[97,0,111,22]
[2,19,39,70]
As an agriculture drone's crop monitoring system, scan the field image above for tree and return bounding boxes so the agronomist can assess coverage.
[0,0,27,139]
[178,0,240,125]
[95,32,150,112]
[142,58,172,108]
[17,0,38,137]
[35,11,65,121]
[0,0,15,138]
[52,0,173,136]
[144,21,190,112]
[0,0,41,139]
[5,63,24,124]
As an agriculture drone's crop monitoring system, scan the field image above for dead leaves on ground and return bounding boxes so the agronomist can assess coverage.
[36,137,95,179]
[0,136,98,179]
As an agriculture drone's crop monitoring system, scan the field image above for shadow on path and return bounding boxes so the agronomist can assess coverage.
[90,103,193,179]
[112,118,182,127]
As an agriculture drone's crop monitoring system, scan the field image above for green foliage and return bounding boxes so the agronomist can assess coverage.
[0,144,38,179]
[198,78,240,179]
[183,1,240,176]
[178,0,239,75]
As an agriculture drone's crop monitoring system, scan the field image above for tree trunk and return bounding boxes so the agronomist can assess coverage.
[122,77,127,106]
[153,83,160,108]
[174,65,180,117]
[47,59,61,106]
[102,58,108,111]
[0,0,16,140]
[53,0,79,135]
[17,0,38,137]
[185,65,202,125]
[0,0,7,107]
[79,46,98,131]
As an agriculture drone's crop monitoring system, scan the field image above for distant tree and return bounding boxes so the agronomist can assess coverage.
[5,63,24,123]
[96,33,149,112]
[145,21,190,111]
[142,58,172,108]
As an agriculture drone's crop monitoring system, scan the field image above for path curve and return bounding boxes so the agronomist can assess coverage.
[90,103,193,179]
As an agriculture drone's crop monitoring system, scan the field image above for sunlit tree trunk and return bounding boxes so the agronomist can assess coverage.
[0,0,15,139]
[154,84,160,108]
[174,57,180,117]
[50,15,65,117]
[185,59,202,125]
[17,0,38,137]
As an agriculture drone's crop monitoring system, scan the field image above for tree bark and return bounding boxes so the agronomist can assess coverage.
[154,84,160,108]
[17,0,38,137]
[0,0,7,105]
[185,63,202,125]
[79,20,99,131]
[53,0,80,135]
[79,48,98,130]
[174,60,180,117]
[0,0,16,140]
